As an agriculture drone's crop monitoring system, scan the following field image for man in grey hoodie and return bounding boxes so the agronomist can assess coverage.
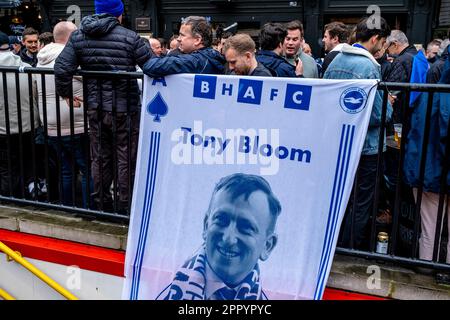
[37,21,91,207]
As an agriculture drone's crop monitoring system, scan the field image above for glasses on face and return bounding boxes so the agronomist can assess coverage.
[384,41,395,51]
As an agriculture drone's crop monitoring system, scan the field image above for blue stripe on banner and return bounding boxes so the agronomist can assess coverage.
[129,132,161,300]
[315,125,346,288]
[132,132,161,299]
[317,125,352,297]
[314,124,348,299]
[131,134,156,300]
[314,125,355,299]
[317,126,355,299]
[316,126,355,299]
[134,132,161,298]
[130,132,155,299]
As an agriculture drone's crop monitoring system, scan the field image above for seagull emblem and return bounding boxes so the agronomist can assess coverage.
[344,97,363,104]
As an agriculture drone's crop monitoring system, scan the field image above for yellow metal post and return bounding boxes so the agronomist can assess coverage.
[0,241,78,300]
[0,288,15,300]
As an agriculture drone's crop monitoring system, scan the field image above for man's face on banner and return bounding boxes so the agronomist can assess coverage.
[203,189,278,287]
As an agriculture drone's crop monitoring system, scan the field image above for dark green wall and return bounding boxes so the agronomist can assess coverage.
[44,0,436,56]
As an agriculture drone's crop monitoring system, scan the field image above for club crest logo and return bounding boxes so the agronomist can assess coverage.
[339,87,368,114]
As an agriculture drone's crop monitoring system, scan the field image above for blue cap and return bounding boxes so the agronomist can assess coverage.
[95,0,124,18]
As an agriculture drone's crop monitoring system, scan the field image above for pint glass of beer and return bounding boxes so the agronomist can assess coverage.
[394,123,402,147]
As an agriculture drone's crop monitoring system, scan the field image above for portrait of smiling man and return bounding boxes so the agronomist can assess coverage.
[156,173,281,300]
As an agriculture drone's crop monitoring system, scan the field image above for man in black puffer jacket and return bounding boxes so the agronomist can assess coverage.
[385,30,418,123]
[55,0,153,214]
[385,30,418,84]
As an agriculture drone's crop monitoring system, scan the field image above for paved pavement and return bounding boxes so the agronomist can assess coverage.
[1,203,449,299]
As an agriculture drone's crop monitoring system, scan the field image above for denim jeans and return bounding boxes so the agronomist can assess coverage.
[339,154,379,250]
[48,134,92,207]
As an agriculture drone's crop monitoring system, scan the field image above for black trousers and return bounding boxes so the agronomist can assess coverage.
[88,110,140,212]
[0,132,33,197]
[339,154,380,250]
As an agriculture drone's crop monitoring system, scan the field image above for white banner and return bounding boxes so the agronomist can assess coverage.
[122,74,377,300]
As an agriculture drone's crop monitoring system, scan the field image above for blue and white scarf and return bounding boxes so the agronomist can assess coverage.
[156,247,267,300]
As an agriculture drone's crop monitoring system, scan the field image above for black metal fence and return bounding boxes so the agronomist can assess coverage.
[0,67,449,271]
[336,81,450,273]
[0,67,143,223]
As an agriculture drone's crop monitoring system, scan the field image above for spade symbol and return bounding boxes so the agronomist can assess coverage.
[147,92,168,122]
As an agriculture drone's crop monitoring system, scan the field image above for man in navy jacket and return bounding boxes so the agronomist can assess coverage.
[256,23,303,78]
[142,16,225,77]
[403,46,450,263]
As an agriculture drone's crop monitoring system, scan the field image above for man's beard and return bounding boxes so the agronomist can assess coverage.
[236,65,252,75]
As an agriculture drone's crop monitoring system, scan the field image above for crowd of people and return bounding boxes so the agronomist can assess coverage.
[0,0,449,264]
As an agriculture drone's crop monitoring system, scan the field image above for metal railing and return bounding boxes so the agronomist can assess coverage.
[0,67,449,273]
[0,240,78,299]
[0,287,15,300]
[0,67,144,223]
[336,81,450,273]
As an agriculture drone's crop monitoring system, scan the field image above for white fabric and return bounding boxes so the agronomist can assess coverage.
[155,246,266,300]
[0,51,39,134]
[123,74,378,300]
[330,43,346,53]
[36,43,85,136]
[340,43,381,67]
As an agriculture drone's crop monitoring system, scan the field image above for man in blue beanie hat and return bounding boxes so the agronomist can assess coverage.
[55,0,153,214]
[95,0,124,18]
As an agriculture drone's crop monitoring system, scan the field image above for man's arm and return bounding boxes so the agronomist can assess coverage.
[54,35,79,99]
[134,34,154,69]
[370,90,393,127]
[142,54,203,77]
[426,62,442,84]
[300,54,318,78]
[365,70,393,127]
